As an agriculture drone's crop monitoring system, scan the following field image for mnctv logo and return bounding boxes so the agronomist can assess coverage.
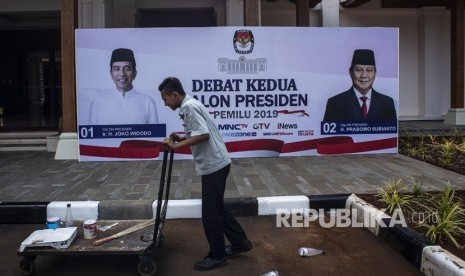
[233,30,254,54]
[218,124,248,130]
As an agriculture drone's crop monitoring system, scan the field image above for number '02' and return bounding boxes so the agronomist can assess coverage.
[80,127,94,138]
[322,123,336,133]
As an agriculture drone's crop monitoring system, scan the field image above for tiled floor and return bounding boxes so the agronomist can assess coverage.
[1,140,464,203]
[1,119,465,202]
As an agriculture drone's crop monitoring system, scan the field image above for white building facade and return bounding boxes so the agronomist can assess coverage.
[0,0,460,122]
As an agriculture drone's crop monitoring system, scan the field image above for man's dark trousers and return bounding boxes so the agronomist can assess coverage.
[201,164,247,258]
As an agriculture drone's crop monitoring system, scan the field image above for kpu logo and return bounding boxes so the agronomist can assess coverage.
[218,29,266,74]
[233,30,254,54]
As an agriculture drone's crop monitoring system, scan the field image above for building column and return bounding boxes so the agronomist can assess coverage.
[321,0,339,27]
[226,0,244,26]
[55,0,79,160]
[78,0,112,28]
[296,0,309,27]
[417,7,450,119]
[244,0,260,26]
[444,0,465,124]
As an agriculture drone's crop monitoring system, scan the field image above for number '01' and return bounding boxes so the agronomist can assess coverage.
[80,127,94,138]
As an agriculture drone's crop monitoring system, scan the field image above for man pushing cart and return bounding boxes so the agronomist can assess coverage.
[159,77,253,271]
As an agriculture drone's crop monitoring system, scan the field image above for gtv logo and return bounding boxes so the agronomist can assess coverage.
[253,123,270,130]
[218,124,248,130]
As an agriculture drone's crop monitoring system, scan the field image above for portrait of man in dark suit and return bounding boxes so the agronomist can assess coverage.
[323,49,397,122]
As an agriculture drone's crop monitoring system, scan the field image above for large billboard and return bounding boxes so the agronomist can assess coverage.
[76,27,398,161]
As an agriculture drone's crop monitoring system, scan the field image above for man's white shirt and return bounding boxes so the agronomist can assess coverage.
[89,88,158,125]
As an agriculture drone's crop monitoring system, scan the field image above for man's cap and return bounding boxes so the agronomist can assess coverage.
[110,48,136,66]
[351,49,375,66]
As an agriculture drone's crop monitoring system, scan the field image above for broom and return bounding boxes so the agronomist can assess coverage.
[93,219,154,246]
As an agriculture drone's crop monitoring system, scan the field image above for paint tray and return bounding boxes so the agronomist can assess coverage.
[19,227,77,252]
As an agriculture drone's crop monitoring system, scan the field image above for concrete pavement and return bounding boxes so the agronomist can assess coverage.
[4,217,424,276]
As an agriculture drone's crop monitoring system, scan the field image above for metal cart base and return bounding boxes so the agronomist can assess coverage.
[18,147,174,276]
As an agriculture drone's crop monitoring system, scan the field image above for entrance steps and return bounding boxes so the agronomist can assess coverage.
[0,131,58,151]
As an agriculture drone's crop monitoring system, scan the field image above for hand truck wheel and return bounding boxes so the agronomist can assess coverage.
[137,259,157,276]
[20,256,36,276]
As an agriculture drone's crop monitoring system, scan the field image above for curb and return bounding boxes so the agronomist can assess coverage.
[2,194,465,275]
[0,202,47,224]
[348,194,465,276]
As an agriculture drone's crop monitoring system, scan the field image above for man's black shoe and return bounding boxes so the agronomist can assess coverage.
[194,256,227,271]
[225,239,253,258]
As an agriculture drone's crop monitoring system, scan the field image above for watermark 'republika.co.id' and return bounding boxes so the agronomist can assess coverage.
[275,208,432,228]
